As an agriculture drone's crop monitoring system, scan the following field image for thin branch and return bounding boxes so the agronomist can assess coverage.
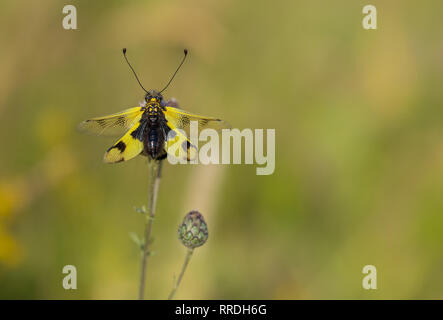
[168,248,194,300]
[138,159,162,300]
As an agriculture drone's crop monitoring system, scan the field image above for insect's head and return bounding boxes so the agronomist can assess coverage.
[145,90,163,104]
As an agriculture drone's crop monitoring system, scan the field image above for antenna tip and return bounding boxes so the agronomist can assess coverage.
[184,49,188,55]
[122,48,127,54]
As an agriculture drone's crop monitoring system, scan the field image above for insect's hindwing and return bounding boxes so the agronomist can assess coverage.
[104,122,144,163]
[164,124,198,162]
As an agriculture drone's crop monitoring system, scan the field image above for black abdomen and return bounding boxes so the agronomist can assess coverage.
[144,125,164,159]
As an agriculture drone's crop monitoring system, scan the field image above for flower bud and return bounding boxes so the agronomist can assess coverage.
[178,210,208,249]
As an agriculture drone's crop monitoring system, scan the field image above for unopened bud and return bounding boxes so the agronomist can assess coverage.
[178,210,208,249]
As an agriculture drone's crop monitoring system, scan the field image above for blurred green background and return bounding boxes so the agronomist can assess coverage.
[1,0,443,299]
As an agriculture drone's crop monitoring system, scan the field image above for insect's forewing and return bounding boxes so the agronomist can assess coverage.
[78,107,144,136]
[164,106,231,137]
[104,121,144,163]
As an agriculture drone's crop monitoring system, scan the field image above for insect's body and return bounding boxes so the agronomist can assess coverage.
[143,120,165,159]
[138,91,170,159]
[79,49,229,163]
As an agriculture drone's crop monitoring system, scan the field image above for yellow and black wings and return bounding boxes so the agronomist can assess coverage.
[79,104,230,163]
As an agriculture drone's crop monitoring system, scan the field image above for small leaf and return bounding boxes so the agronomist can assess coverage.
[134,205,147,214]
[129,232,142,247]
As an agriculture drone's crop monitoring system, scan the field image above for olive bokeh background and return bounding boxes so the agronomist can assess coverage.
[1,0,442,299]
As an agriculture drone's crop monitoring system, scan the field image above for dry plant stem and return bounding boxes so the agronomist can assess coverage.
[168,248,194,300]
[138,159,162,300]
